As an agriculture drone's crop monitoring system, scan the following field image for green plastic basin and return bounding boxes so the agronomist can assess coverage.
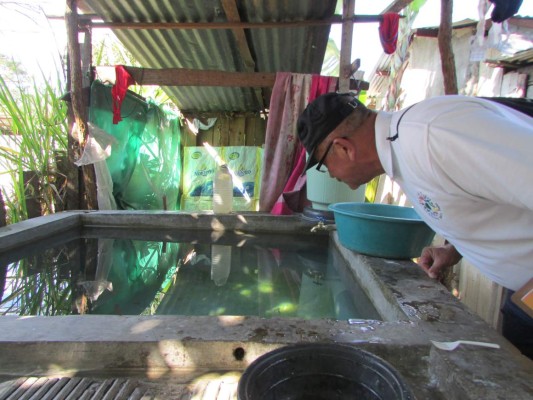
[328,202,436,259]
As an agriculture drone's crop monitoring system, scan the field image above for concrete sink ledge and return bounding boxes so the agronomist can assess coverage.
[0,211,531,400]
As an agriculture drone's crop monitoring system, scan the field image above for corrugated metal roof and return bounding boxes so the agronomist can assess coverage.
[493,48,533,67]
[367,53,394,102]
[82,0,336,113]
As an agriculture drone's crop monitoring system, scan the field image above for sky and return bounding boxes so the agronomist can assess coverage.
[0,1,67,82]
[0,0,532,83]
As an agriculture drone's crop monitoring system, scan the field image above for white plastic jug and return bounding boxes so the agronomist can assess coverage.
[213,164,233,213]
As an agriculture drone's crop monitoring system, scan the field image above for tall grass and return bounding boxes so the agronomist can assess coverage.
[0,71,68,223]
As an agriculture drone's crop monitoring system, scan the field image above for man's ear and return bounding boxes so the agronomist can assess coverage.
[333,137,356,161]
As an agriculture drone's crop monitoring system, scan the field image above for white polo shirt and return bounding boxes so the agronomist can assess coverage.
[375,95,533,291]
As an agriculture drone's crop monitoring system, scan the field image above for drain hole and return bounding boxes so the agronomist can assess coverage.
[233,347,245,361]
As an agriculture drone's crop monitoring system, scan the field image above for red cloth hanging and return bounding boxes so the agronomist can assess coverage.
[379,13,400,55]
[111,65,136,124]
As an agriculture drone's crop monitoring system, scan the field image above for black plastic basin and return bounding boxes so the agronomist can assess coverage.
[238,343,414,400]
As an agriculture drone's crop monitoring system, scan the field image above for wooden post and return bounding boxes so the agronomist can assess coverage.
[80,25,93,87]
[64,2,80,211]
[65,0,98,210]
[339,0,355,92]
[438,0,458,94]
[66,0,87,147]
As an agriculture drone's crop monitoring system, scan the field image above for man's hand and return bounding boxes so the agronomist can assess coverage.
[418,243,462,279]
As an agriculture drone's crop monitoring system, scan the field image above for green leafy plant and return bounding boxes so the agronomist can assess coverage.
[0,68,68,223]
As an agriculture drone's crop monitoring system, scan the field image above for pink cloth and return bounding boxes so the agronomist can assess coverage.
[259,73,310,212]
[111,65,136,124]
[270,144,308,215]
[261,74,337,215]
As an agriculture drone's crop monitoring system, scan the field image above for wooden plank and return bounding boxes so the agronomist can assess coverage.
[382,0,415,14]
[80,26,92,87]
[182,125,198,147]
[438,0,458,95]
[66,0,98,210]
[220,0,255,71]
[339,0,355,92]
[245,116,266,146]
[84,15,388,31]
[500,72,527,97]
[96,66,368,90]
[126,67,276,88]
[217,117,231,146]
[220,0,265,109]
[198,125,215,146]
[230,117,246,146]
[182,113,266,147]
[66,0,87,141]
[349,79,369,91]
[458,260,504,329]
[508,17,533,29]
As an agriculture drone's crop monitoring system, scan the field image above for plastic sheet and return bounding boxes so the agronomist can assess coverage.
[88,80,182,210]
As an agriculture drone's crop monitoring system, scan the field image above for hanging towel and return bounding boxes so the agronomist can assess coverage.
[270,143,309,215]
[379,13,400,55]
[267,74,337,215]
[111,65,136,124]
[489,0,523,23]
[259,73,311,213]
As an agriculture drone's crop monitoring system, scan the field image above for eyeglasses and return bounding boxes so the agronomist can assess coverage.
[315,140,335,173]
[315,96,359,173]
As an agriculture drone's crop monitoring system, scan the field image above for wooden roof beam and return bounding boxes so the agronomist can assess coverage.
[220,0,255,71]
[220,0,265,108]
[95,66,369,90]
[381,0,416,14]
[81,15,392,30]
[95,66,275,87]
[339,0,355,92]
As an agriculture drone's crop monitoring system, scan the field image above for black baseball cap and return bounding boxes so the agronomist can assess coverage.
[297,92,363,172]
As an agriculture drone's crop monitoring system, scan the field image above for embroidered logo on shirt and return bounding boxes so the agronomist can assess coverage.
[417,192,442,220]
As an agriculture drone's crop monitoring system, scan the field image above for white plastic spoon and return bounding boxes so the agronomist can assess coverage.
[431,340,500,351]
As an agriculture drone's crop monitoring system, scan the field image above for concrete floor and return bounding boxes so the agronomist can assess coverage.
[0,211,531,399]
